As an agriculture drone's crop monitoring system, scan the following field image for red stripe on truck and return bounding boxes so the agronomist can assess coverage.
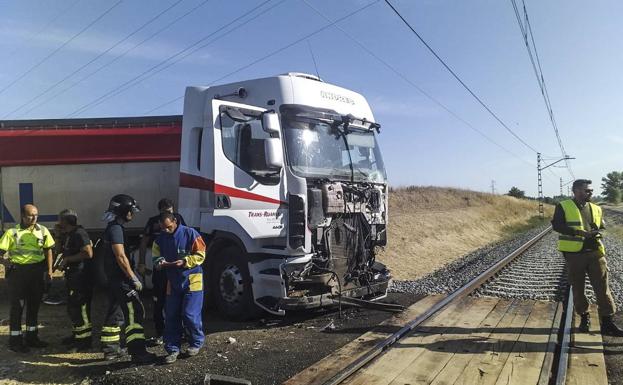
[0,126,181,166]
[179,172,286,205]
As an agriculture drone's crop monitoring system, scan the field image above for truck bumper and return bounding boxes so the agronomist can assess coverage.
[278,279,390,311]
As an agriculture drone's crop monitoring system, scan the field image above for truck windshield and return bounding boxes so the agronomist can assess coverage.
[280,105,387,183]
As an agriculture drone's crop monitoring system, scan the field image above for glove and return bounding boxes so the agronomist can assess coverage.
[131,276,143,291]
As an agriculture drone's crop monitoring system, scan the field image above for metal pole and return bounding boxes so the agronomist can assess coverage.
[560,177,563,197]
[537,153,544,218]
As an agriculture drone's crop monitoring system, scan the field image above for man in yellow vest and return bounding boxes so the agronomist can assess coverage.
[0,204,56,352]
[551,179,623,336]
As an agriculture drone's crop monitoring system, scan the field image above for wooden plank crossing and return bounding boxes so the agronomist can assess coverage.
[566,304,608,385]
[284,295,446,385]
[289,296,561,385]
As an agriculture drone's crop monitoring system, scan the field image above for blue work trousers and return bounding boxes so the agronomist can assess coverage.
[164,289,204,353]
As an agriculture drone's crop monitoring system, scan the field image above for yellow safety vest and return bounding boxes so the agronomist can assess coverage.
[0,224,55,264]
[557,199,605,254]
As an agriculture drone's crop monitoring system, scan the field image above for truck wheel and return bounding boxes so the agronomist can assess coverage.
[210,246,262,320]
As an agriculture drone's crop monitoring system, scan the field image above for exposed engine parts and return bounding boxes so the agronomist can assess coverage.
[285,180,390,300]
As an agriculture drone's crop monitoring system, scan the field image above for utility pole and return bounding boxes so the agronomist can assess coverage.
[491,180,496,195]
[537,153,575,218]
[560,177,563,197]
[537,153,544,218]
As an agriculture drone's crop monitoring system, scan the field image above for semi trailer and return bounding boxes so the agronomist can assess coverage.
[0,72,390,319]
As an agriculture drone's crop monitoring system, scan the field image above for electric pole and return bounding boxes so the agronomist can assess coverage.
[560,177,563,197]
[491,180,496,195]
[537,153,544,217]
[537,153,575,218]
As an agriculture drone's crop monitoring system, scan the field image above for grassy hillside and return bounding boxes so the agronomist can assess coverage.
[378,186,553,280]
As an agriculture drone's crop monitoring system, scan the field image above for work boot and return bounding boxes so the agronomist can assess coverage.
[104,347,128,361]
[68,340,92,353]
[186,347,200,357]
[146,336,163,347]
[163,351,179,364]
[601,316,623,337]
[8,336,30,353]
[131,351,156,364]
[25,331,49,348]
[579,312,591,333]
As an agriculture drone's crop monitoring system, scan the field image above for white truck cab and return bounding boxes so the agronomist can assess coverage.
[179,73,390,318]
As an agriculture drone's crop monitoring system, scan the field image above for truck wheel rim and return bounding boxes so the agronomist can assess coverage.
[219,264,244,304]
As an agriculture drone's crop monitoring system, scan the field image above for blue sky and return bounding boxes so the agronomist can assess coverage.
[1,0,620,197]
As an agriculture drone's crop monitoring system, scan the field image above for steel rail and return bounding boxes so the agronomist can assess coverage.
[322,226,553,385]
[554,289,574,385]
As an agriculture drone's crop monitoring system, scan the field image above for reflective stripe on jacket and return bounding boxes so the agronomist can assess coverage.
[557,199,604,254]
[0,224,55,264]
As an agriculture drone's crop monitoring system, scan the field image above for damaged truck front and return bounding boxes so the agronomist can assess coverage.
[178,73,390,319]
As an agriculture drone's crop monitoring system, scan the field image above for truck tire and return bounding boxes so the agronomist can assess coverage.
[210,246,262,320]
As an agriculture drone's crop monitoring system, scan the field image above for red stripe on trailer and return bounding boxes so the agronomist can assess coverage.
[0,126,181,166]
[179,172,286,205]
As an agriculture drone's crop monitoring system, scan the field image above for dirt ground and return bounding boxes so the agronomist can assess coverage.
[0,273,421,385]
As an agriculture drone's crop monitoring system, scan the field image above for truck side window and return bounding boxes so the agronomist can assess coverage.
[219,109,279,185]
[188,127,203,171]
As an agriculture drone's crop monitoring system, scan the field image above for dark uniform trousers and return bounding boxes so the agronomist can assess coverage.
[7,262,45,344]
[101,281,147,355]
[152,269,167,337]
[66,268,93,346]
[564,250,616,316]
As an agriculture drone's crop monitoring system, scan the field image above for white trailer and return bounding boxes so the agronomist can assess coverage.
[0,73,390,319]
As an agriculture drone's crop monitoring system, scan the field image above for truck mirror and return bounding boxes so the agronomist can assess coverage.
[262,111,280,134]
[265,138,283,170]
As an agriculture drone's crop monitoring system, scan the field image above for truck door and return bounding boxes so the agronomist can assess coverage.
[207,100,286,241]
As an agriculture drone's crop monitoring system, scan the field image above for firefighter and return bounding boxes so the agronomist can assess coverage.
[551,179,623,336]
[100,194,155,363]
[55,209,94,352]
[152,212,206,364]
[137,198,186,346]
[0,204,55,353]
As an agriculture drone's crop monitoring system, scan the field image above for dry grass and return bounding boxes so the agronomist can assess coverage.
[378,186,554,280]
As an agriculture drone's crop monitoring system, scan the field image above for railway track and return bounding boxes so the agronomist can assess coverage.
[287,226,591,385]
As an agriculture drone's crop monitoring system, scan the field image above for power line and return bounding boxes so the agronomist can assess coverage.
[3,0,187,119]
[66,0,279,117]
[18,0,212,119]
[383,0,540,154]
[144,0,380,115]
[510,0,575,179]
[0,0,123,98]
[6,0,82,58]
[301,0,535,168]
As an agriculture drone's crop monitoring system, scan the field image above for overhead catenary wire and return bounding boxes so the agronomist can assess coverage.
[0,0,124,98]
[301,0,536,169]
[18,0,213,119]
[143,0,380,115]
[510,0,575,179]
[3,0,188,119]
[66,0,279,118]
[383,0,540,155]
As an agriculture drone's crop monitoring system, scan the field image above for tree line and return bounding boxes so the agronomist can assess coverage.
[504,171,623,205]
[602,171,623,203]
